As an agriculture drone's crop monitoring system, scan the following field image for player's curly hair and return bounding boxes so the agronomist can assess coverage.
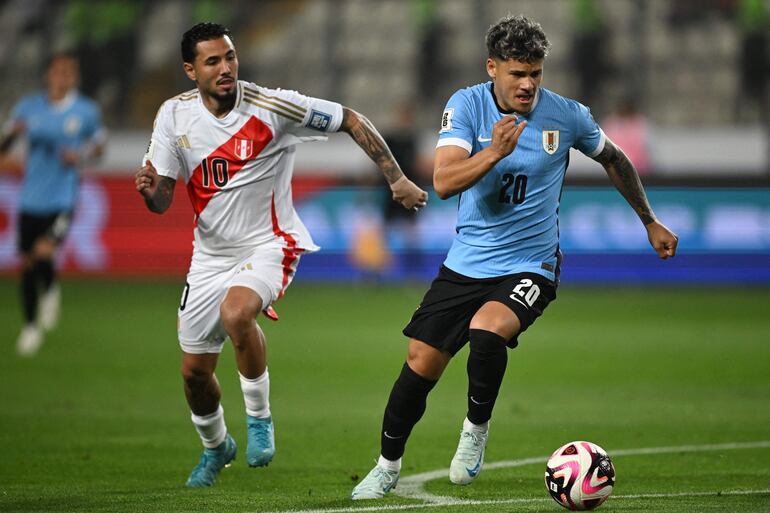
[181,22,233,63]
[485,15,551,62]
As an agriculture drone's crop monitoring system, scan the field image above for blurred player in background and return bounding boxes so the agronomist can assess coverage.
[0,51,105,357]
[135,23,427,488]
[352,14,678,499]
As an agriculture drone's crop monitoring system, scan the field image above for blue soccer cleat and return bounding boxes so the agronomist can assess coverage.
[185,433,237,487]
[246,415,275,467]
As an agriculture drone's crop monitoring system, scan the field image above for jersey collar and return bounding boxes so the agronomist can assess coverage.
[48,90,77,112]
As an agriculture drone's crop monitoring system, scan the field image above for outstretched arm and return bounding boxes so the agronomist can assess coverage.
[340,107,427,210]
[593,139,678,259]
[135,160,176,214]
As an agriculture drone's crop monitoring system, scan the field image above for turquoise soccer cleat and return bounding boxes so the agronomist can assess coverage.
[351,464,400,500]
[185,433,237,487]
[246,416,275,467]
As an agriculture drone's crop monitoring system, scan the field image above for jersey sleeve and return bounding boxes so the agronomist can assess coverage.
[3,97,30,136]
[255,86,343,143]
[436,89,474,153]
[85,101,107,146]
[142,101,182,179]
[572,101,606,158]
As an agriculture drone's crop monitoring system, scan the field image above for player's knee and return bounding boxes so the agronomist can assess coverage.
[181,364,213,388]
[219,301,255,334]
[406,341,450,380]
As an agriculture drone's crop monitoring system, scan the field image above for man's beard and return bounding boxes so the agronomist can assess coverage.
[210,87,236,105]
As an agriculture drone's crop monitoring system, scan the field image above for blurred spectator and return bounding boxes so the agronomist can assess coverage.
[737,0,769,124]
[0,52,105,356]
[601,97,653,175]
[570,0,608,110]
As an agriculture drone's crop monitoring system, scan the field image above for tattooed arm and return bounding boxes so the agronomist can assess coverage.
[594,139,678,259]
[340,107,427,210]
[135,160,176,214]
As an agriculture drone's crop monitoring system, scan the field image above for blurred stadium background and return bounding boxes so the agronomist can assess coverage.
[0,0,768,284]
[1,2,769,512]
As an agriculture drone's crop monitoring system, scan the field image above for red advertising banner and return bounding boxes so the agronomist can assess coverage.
[0,175,338,277]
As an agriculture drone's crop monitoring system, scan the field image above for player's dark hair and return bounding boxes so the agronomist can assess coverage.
[485,14,551,62]
[181,22,233,63]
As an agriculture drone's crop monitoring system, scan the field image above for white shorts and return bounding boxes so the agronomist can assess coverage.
[177,243,302,354]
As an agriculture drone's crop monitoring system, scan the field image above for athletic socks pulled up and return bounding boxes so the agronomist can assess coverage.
[466,329,508,425]
[381,362,438,461]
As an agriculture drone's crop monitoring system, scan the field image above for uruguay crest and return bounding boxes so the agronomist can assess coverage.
[542,130,559,155]
[234,138,253,160]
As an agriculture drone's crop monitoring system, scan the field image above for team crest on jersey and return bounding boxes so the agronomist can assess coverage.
[64,115,81,136]
[542,130,559,155]
[234,138,254,160]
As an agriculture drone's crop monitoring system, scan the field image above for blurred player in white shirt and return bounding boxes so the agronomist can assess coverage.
[135,22,427,488]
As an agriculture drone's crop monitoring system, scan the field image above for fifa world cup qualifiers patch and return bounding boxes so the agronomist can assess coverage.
[440,108,454,133]
[307,110,332,131]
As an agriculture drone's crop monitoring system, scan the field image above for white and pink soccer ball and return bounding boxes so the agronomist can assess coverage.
[544,441,616,510]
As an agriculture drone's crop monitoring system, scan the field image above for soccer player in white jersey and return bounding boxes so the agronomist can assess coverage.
[351,15,678,499]
[134,23,427,488]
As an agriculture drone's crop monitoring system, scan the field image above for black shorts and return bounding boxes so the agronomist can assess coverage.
[403,265,557,355]
[18,212,73,254]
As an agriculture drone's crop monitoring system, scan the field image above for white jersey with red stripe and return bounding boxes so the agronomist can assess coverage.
[143,80,343,259]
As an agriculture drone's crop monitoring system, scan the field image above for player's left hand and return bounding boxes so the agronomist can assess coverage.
[60,147,80,167]
[390,175,428,211]
[645,220,678,259]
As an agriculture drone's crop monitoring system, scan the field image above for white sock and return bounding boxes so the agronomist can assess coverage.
[463,417,489,434]
[240,369,271,418]
[378,455,401,473]
[191,404,227,448]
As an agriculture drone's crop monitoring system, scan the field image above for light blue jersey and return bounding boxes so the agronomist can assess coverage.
[11,91,103,214]
[437,82,605,281]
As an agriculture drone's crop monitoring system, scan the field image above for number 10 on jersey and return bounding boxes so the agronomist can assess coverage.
[201,157,230,188]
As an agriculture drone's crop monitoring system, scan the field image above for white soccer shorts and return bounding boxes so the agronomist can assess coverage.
[177,243,301,354]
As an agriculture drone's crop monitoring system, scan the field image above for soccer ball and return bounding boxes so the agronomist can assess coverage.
[544,441,615,510]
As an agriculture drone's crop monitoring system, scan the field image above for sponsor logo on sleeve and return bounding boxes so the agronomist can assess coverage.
[307,109,332,131]
[440,108,454,133]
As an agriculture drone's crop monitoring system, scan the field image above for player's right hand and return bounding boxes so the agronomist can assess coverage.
[390,175,428,211]
[489,114,527,159]
[135,160,159,196]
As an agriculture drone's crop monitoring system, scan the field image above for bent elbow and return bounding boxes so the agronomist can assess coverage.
[432,175,452,200]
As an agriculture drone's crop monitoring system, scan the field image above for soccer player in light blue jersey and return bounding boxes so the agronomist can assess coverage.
[352,14,678,500]
[0,52,105,356]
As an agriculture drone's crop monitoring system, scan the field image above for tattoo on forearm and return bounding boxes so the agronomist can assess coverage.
[343,109,402,184]
[596,142,655,224]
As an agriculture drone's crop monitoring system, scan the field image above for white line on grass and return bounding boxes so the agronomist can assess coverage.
[263,440,770,513]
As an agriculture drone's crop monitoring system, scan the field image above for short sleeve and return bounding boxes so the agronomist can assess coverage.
[85,101,107,145]
[252,87,343,142]
[573,101,606,158]
[142,102,182,180]
[436,89,474,153]
[3,98,29,135]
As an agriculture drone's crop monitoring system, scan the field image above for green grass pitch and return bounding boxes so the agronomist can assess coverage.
[0,279,768,512]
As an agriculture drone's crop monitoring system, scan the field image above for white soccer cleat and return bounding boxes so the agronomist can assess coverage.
[449,428,488,485]
[16,324,43,357]
[39,285,61,331]
[351,464,399,500]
